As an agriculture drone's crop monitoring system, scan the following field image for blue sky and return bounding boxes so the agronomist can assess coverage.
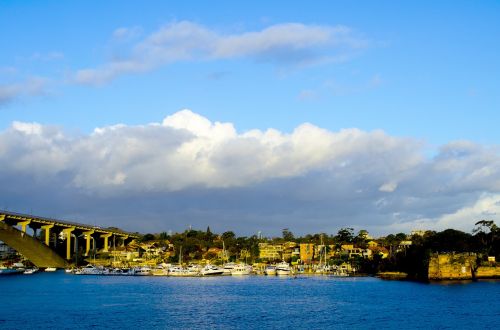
[1,1,500,236]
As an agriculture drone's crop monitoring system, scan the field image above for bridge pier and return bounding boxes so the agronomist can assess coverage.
[83,230,94,256]
[62,227,75,260]
[100,233,112,252]
[41,224,54,246]
[16,219,31,233]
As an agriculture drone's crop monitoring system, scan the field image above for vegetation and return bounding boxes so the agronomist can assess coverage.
[139,221,499,280]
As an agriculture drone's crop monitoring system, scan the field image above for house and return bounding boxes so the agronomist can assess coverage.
[258,243,283,261]
[397,240,412,252]
[299,243,315,264]
[282,242,298,261]
[341,244,354,251]
[367,241,378,248]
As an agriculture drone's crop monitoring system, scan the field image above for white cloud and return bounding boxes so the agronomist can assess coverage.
[74,21,368,85]
[2,109,500,234]
[0,77,48,106]
[379,182,398,192]
[112,26,143,41]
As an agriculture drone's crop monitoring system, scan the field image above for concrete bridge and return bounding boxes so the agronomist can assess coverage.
[0,210,140,268]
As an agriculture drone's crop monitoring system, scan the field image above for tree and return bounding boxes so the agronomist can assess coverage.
[473,220,499,256]
[336,228,354,243]
[141,233,156,242]
[282,228,295,241]
[354,230,369,248]
[222,231,236,241]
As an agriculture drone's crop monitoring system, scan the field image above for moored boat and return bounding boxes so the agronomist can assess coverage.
[77,265,102,275]
[135,266,152,276]
[23,267,39,275]
[264,265,277,276]
[275,261,291,276]
[230,263,252,275]
[200,264,224,276]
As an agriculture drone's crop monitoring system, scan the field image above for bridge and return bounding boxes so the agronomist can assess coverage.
[0,210,140,268]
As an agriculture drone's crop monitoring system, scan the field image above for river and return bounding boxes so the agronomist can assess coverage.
[0,273,498,329]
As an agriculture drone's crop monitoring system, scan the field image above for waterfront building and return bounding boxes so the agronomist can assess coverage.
[281,242,297,262]
[258,243,283,261]
[299,243,315,264]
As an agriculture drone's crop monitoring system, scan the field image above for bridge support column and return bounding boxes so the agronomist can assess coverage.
[100,233,112,252]
[121,235,128,247]
[83,230,94,256]
[16,220,31,233]
[62,227,75,260]
[41,224,54,246]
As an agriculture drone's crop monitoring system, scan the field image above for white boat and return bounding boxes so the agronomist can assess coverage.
[168,265,199,277]
[135,266,152,276]
[44,267,57,272]
[275,261,291,276]
[264,265,277,276]
[200,264,224,276]
[23,268,39,275]
[223,262,237,275]
[230,264,252,275]
[77,265,102,275]
[168,265,187,276]
[151,265,169,276]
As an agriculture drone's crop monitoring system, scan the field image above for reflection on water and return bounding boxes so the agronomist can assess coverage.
[0,273,498,329]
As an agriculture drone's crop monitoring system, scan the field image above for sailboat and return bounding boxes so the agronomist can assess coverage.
[316,236,330,274]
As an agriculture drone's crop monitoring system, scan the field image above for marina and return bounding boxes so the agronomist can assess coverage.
[0,261,351,278]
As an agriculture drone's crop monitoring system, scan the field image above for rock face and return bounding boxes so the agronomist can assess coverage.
[428,253,500,280]
[0,221,67,268]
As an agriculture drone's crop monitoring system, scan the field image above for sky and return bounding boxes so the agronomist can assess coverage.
[1,1,500,237]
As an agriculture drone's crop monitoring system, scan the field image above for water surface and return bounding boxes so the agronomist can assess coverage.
[0,273,498,329]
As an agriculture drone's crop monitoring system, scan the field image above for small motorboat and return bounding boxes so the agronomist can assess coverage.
[23,268,39,275]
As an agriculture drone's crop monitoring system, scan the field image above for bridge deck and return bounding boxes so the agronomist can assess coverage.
[0,210,140,238]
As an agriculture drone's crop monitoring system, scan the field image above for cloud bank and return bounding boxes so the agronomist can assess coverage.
[74,21,367,85]
[1,109,500,235]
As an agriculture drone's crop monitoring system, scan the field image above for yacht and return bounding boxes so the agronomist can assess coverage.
[275,261,291,276]
[23,267,39,275]
[223,262,237,275]
[135,266,152,276]
[152,264,169,276]
[168,265,187,276]
[167,265,199,277]
[44,267,57,272]
[78,265,102,275]
[264,265,277,276]
[200,264,224,276]
[231,263,252,275]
